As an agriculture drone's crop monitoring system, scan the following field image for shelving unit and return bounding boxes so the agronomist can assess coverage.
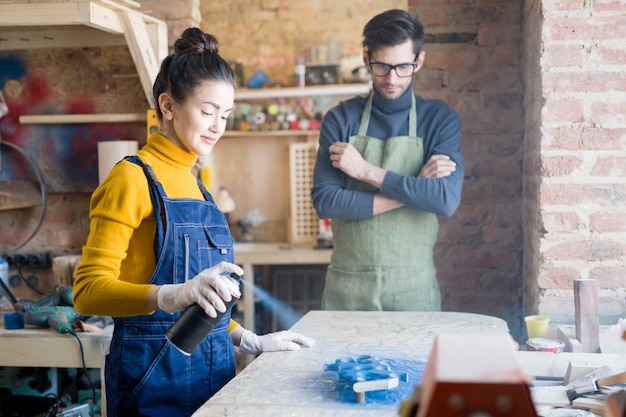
[0,0,168,108]
[234,83,371,100]
[16,83,371,126]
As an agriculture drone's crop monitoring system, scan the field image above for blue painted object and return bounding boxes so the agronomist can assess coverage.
[324,355,426,405]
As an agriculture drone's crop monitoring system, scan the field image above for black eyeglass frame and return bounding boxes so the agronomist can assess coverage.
[368,62,418,78]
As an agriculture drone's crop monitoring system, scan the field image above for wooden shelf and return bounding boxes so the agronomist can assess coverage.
[0,0,168,108]
[0,181,42,210]
[16,83,370,126]
[235,83,371,100]
[19,113,146,124]
[223,130,319,138]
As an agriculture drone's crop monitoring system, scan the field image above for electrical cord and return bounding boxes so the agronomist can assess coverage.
[71,332,96,416]
[8,264,46,296]
[0,140,48,255]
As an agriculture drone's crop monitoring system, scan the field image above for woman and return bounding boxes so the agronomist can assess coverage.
[74,28,314,417]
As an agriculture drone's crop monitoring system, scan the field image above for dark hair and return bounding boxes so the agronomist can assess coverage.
[362,9,424,58]
[152,28,236,120]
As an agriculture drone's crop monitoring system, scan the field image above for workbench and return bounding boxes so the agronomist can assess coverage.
[234,243,331,332]
[0,315,112,369]
[192,310,509,417]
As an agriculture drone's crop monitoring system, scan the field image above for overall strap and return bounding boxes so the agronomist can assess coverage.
[196,177,215,204]
[125,155,167,258]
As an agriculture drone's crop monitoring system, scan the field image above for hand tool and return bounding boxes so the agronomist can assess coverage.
[566,370,626,402]
[23,305,80,335]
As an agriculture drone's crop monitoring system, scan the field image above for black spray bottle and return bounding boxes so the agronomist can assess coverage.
[166,273,242,355]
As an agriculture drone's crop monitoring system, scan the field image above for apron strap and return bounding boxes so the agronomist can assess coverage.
[357,94,374,137]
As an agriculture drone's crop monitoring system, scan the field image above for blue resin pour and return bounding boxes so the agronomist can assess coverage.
[324,355,426,405]
[238,281,425,406]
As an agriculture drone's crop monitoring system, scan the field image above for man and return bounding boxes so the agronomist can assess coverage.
[311,9,463,311]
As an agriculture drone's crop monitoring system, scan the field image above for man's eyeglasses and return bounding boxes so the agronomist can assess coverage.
[369,62,417,78]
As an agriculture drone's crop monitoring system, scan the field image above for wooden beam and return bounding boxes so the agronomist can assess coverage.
[574,279,600,353]
[19,113,146,124]
[120,10,161,108]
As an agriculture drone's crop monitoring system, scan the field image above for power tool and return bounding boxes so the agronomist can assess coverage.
[23,305,80,335]
[31,285,73,307]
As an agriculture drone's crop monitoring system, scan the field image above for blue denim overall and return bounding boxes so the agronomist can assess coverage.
[105,156,236,417]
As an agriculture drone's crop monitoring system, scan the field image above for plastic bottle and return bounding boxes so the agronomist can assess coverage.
[0,257,10,311]
[295,58,306,87]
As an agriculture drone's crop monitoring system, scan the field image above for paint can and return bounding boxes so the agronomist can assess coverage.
[526,338,565,353]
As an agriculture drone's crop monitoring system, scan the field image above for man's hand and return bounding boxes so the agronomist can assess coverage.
[419,154,457,179]
[329,142,386,188]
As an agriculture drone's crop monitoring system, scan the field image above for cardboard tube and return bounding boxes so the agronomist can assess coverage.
[98,140,139,183]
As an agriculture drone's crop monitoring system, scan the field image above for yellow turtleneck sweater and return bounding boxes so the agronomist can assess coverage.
[74,133,239,332]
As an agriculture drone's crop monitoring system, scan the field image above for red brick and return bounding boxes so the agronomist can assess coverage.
[590,212,626,233]
[589,266,626,287]
[537,266,580,289]
[541,44,585,67]
[542,0,586,10]
[542,127,626,151]
[419,7,449,27]
[541,183,626,207]
[541,211,585,233]
[544,17,626,41]
[483,226,521,246]
[448,247,521,271]
[540,155,583,177]
[592,0,626,12]
[544,240,626,262]
[491,45,520,67]
[591,156,626,176]
[542,98,584,124]
[591,101,626,129]
[423,49,479,71]
[543,72,626,93]
[589,46,626,66]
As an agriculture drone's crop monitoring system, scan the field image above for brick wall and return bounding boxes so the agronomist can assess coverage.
[408,0,526,337]
[526,0,626,325]
[2,0,625,341]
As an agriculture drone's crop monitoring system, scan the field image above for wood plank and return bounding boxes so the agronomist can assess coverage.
[575,279,600,353]
[0,2,124,34]
[529,385,570,408]
[557,324,583,353]
[0,181,41,211]
[19,113,145,124]
[120,10,161,108]
[0,27,125,50]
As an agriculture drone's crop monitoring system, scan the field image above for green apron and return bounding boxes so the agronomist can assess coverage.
[322,93,441,311]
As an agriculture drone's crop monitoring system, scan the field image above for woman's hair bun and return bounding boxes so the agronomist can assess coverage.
[174,27,219,55]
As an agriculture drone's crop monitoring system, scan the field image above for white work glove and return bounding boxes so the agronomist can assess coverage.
[157,261,244,316]
[238,329,316,355]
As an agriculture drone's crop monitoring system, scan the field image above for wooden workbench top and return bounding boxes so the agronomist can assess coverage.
[0,312,112,368]
[193,310,509,417]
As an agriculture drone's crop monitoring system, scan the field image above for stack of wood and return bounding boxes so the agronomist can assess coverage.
[531,362,626,416]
